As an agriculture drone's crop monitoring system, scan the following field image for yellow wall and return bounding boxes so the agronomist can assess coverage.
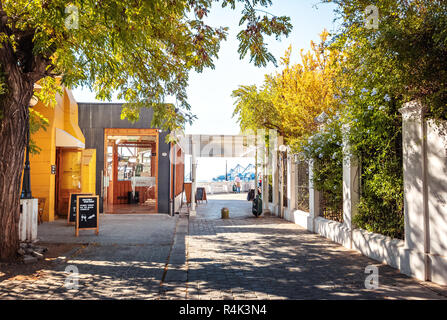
[30,87,95,221]
[81,149,96,194]
[28,124,56,222]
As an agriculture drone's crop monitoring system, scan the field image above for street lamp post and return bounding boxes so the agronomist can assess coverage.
[21,105,34,200]
[19,99,39,241]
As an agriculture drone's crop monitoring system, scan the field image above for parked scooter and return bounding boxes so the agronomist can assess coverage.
[252,187,262,217]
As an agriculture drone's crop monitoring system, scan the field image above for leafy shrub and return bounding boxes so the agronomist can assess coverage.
[302,119,343,220]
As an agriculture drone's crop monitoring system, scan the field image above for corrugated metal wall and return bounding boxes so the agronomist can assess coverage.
[78,103,171,213]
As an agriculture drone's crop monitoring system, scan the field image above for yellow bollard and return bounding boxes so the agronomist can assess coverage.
[221,207,229,219]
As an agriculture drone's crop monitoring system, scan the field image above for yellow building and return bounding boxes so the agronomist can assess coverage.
[30,87,96,222]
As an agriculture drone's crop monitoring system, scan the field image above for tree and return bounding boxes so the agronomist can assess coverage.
[324,0,447,118]
[232,31,341,149]
[0,0,292,260]
[314,0,447,238]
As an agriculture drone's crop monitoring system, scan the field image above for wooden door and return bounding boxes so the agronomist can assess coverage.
[56,149,82,216]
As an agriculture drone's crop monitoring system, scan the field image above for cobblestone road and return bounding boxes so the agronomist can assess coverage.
[0,196,446,300]
[186,215,446,300]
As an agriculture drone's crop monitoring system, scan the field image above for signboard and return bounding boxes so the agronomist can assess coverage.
[196,187,207,203]
[68,193,92,224]
[75,195,99,237]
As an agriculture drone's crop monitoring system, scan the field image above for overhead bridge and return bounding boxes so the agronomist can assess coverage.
[177,134,259,158]
[173,134,262,217]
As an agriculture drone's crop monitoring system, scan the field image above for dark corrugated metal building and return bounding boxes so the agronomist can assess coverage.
[78,103,171,214]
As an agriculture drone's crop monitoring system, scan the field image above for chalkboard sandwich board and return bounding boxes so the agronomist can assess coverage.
[75,195,99,237]
[195,187,207,204]
[68,193,93,225]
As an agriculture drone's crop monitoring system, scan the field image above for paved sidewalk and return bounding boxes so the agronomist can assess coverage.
[0,214,178,299]
[37,214,177,245]
[1,197,446,299]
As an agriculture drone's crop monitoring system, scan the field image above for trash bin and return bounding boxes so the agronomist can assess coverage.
[252,194,262,217]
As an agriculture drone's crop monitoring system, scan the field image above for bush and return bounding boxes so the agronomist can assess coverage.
[302,119,343,221]
[347,91,405,239]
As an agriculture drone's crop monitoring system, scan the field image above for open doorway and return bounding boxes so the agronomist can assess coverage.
[104,129,159,214]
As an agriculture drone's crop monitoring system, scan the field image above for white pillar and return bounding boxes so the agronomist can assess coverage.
[272,135,283,216]
[309,160,320,232]
[190,140,197,217]
[342,124,360,249]
[286,153,296,221]
[271,137,278,216]
[425,118,447,285]
[399,100,428,281]
[262,136,270,214]
[278,142,287,219]
[279,150,285,219]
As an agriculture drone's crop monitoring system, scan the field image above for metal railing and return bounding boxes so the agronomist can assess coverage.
[295,160,309,212]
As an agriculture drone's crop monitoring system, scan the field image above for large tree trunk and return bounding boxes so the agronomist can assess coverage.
[0,4,47,261]
[0,91,33,261]
[0,67,34,262]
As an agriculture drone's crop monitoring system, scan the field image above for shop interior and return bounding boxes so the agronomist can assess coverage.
[104,131,158,213]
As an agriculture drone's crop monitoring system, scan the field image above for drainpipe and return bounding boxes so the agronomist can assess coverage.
[190,139,197,216]
[169,143,175,217]
[172,144,176,216]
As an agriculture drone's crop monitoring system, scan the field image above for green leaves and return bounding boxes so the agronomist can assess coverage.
[33,76,62,107]
[29,107,49,154]
[318,0,417,238]
[302,117,344,217]
[325,0,447,118]
[236,4,292,67]
[232,84,279,134]
[0,0,291,131]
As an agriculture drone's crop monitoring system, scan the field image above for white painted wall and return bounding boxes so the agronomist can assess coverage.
[425,119,447,284]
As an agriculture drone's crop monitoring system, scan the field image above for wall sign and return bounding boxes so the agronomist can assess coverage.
[68,193,93,224]
[131,176,156,187]
[76,195,99,237]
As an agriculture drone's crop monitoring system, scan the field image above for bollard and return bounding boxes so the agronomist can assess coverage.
[221,207,229,219]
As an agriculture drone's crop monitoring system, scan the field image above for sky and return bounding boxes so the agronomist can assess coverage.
[71,0,339,181]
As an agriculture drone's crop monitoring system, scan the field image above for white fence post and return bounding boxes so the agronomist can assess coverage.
[425,118,447,285]
[190,139,197,217]
[262,141,270,213]
[285,153,296,221]
[271,137,278,215]
[342,124,360,249]
[309,160,320,232]
[399,100,428,281]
